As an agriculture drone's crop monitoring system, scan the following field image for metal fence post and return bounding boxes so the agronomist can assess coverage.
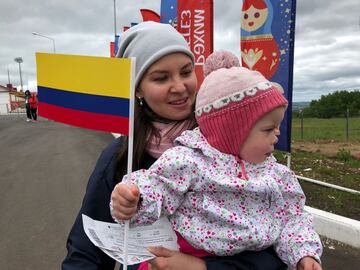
[300,110,304,140]
[346,108,349,141]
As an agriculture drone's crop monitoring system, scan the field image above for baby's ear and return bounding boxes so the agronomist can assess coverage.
[271,82,284,94]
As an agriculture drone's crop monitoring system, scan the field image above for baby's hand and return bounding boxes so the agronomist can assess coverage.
[297,256,322,270]
[110,183,140,221]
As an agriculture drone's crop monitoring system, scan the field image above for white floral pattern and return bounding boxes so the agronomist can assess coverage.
[120,128,322,268]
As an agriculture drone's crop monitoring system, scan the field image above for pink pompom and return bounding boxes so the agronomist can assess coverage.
[203,50,240,77]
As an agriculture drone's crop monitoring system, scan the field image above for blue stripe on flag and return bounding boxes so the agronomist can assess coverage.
[38,86,129,117]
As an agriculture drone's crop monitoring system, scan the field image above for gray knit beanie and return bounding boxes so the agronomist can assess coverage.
[116,21,194,88]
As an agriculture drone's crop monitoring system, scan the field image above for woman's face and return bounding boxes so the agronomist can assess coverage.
[137,53,197,121]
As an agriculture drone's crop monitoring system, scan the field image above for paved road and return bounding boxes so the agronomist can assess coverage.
[0,115,114,270]
[0,114,359,270]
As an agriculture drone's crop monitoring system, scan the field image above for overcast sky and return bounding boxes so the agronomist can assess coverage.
[0,0,359,102]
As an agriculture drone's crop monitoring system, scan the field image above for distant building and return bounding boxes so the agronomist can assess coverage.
[0,85,11,114]
[0,84,26,114]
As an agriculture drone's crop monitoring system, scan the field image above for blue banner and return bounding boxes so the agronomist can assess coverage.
[114,35,120,56]
[241,0,296,152]
[160,0,178,27]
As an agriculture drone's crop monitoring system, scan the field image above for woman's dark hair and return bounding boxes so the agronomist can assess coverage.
[115,98,196,180]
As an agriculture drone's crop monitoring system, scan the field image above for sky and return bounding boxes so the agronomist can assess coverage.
[0,0,359,102]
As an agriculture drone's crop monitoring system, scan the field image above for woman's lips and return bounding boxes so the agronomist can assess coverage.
[169,98,188,106]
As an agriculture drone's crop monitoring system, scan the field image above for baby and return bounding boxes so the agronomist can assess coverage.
[111,51,323,270]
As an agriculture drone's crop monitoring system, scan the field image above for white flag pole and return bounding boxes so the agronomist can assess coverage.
[123,57,136,270]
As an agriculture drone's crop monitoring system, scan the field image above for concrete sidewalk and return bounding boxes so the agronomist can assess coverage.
[0,114,359,269]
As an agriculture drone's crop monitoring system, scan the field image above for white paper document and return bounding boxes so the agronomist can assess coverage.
[82,214,179,265]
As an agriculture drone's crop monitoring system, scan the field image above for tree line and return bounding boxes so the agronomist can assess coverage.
[293,90,360,118]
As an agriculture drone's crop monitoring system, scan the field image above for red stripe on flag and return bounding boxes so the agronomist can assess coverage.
[39,102,129,134]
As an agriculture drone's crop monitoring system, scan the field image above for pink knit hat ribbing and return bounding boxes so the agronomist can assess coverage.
[195,50,288,156]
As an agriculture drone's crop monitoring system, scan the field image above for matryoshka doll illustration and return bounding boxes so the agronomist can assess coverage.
[241,0,279,79]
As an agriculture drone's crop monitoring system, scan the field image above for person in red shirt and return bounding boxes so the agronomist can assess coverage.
[28,93,38,122]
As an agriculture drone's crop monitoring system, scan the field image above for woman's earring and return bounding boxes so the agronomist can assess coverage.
[137,97,144,106]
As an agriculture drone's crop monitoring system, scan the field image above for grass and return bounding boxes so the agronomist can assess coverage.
[274,150,360,220]
[274,150,360,189]
[292,117,360,142]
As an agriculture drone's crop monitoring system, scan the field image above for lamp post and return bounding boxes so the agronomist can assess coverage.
[32,32,56,53]
[14,57,24,91]
[113,0,117,36]
[7,65,11,85]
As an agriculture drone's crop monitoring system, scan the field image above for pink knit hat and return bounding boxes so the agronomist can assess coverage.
[195,50,288,156]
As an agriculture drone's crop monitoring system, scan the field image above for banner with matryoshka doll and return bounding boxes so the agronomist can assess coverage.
[241,0,297,152]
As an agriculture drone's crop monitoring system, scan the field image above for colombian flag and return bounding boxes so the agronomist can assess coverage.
[36,53,133,134]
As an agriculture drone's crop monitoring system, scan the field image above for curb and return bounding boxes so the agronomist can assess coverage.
[305,206,360,248]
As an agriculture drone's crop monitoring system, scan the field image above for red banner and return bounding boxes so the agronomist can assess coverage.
[110,42,115,57]
[240,0,297,152]
[140,9,161,22]
[177,0,213,87]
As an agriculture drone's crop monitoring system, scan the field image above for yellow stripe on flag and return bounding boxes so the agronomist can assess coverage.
[36,53,132,99]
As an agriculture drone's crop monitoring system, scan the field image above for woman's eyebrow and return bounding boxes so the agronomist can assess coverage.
[147,70,168,76]
[148,62,192,75]
[181,62,193,69]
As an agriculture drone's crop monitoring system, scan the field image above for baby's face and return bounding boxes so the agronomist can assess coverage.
[241,5,268,32]
[239,107,285,164]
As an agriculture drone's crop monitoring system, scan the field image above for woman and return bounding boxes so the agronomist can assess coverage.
[24,90,32,122]
[62,21,286,270]
[29,93,38,122]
